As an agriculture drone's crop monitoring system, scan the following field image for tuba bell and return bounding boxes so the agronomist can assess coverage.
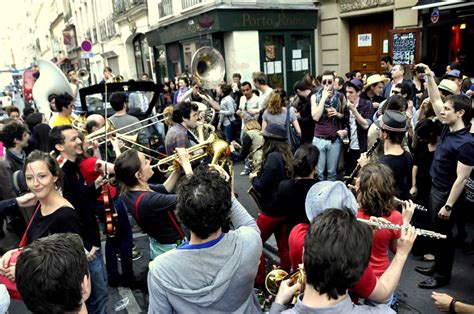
[77,68,89,84]
[32,59,73,118]
[191,46,225,90]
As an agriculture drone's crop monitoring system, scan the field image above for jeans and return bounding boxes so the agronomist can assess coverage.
[430,185,464,280]
[105,198,134,284]
[312,137,342,181]
[255,213,290,286]
[86,250,109,314]
[223,124,233,143]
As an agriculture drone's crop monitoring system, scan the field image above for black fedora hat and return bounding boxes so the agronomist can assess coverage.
[375,110,407,132]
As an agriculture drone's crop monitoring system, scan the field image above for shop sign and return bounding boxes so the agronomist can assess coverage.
[431,9,440,23]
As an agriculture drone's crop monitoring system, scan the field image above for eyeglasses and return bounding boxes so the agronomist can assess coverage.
[322,80,333,85]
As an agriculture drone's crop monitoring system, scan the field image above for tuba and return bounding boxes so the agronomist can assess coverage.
[77,68,89,84]
[191,46,225,90]
[32,59,73,118]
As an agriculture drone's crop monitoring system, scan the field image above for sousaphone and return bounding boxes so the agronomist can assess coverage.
[32,59,73,118]
[191,46,225,90]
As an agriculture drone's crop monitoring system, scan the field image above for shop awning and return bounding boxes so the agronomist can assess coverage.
[412,0,465,10]
[55,57,69,65]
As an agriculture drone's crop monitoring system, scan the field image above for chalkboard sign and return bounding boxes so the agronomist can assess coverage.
[389,28,421,65]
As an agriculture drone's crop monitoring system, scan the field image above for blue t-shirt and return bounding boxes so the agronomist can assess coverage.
[430,125,474,191]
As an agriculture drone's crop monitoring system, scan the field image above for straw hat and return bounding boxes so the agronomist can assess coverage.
[364,74,390,89]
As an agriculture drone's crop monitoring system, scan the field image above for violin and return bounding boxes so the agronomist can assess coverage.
[96,163,117,237]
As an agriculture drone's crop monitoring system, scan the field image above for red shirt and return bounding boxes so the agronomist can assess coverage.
[357,208,402,277]
[288,223,377,299]
[79,157,117,200]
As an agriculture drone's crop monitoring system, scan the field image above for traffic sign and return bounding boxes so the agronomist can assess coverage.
[80,52,94,59]
[81,39,92,52]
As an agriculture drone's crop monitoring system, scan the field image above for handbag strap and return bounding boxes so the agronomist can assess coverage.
[19,203,41,248]
[167,211,185,239]
[134,192,146,223]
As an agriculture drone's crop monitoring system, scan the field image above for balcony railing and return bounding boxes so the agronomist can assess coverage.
[99,21,107,41]
[114,0,147,16]
[158,0,173,18]
[182,0,202,10]
[106,15,117,37]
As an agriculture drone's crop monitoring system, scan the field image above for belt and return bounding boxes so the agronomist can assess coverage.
[315,135,338,142]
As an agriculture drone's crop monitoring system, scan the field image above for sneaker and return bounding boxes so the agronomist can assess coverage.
[116,249,143,262]
[132,249,143,261]
[240,169,251,176]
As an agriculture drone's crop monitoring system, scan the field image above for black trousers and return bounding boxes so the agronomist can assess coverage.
[430,185,464,279]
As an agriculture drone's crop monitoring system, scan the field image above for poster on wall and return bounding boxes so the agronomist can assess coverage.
[357,34,372,47]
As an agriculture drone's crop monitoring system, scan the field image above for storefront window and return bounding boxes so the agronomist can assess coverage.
[133,34,152,78]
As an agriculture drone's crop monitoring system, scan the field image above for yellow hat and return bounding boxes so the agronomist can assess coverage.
[364,74,390,90]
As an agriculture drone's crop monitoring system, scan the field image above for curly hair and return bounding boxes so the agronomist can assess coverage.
[261,138,294,178]
[176,166,232,239]
[0,121,27,148]
[357,163,397,217]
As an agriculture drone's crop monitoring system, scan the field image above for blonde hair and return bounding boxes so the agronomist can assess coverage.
[266,90,285,115]
[244,120,261,132]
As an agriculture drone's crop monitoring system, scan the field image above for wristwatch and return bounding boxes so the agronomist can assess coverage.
[444,204,453,211]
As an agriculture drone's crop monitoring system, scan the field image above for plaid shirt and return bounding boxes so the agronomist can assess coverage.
[165,123,198,155]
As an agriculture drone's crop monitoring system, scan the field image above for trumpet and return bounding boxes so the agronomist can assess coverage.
[153,133,231,172]
[357,218,447,239]
[112,75,124,83]
[71,114,88,133]
[265,265,305,303]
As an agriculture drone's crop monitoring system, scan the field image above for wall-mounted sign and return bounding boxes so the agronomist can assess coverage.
[431,9,440,24]
[81,39,92,52]
[358,33,372,47]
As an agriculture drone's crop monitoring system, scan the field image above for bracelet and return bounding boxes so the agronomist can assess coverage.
[449,298,457,313]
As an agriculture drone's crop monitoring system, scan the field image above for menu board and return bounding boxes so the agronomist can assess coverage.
[389,28,421,65]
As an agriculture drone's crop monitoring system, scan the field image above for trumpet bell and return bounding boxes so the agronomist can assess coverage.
[265,269,288,296]
[113,75,124,83]
[72,114,88,133]
[32,59,73,118]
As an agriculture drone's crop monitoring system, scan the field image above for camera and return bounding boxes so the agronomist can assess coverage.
[415,66,425,74]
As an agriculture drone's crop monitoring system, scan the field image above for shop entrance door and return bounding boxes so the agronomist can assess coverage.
[259,31,314,94]
[349,14,392,75]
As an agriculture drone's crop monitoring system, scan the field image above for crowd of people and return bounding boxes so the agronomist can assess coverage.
[0,56,472,313]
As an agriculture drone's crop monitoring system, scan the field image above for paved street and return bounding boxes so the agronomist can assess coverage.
[5,161,474,313]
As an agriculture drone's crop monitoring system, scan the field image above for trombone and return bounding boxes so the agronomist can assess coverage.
[87,110,170,143]
[152,133,231,172]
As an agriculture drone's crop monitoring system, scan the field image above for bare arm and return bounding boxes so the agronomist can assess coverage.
[367,225,416,302]
[311,90,326,121]
[446,162,472,207]
[416,63,442,120]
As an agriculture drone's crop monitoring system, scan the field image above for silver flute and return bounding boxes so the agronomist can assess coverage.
[357,218,447,239]
[394,197,428,212]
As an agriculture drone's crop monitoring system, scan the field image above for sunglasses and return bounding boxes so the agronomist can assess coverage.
[322,80,333,85]
[392,90,400,95]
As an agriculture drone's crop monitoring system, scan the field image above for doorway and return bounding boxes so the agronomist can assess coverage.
[259,31,315,93]
[349,13,393,75]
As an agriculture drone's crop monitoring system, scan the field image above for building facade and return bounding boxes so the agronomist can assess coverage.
[146,0,318,92]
